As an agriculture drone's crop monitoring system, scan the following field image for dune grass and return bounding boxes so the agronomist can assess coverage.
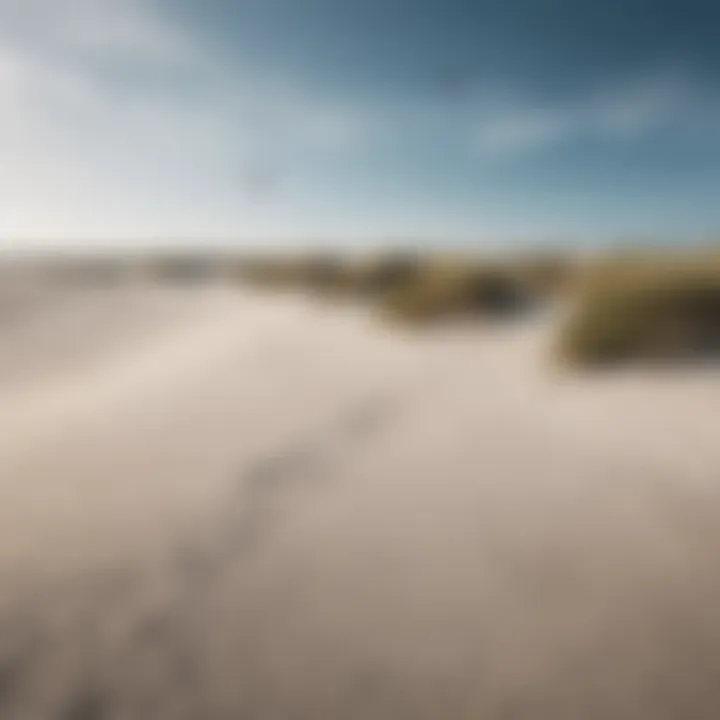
[233,247,720,367]
[234,250,577,323]
[378,259,530,324]
[558,256,720,365]
[331,253,424,299]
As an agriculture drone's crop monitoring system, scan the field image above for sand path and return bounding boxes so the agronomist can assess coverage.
[0,284,718,719]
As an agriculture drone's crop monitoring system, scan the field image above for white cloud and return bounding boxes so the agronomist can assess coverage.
[0,0,373,242]
[0,0,193,63]
[473,107,570,154]
[472,71,720,156]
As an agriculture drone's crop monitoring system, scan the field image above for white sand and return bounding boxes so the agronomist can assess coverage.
[0,282,718,719]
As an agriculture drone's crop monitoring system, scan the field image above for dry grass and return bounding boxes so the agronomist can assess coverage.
[558,255,720,366]
[232,248,720,367]
[378,259,530,324]
[233,251,579,324]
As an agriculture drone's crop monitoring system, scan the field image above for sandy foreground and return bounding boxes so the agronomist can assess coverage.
[0,282,718,719]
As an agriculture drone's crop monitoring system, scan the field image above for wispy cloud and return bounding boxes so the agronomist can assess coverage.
[0,0,194,63]
[0,0,374,241]
[472,71,720,156]
[2,0,718,242]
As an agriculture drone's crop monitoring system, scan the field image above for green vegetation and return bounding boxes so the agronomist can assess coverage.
[379,260,529,324]
[559,257,720,365]
[336,252,423,298]
[31,244,720,369]
[512,254,577,297]
[232,247,720,368]
[233,251,573,324]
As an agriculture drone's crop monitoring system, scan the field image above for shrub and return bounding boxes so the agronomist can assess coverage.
[341,253,424,298]
[380,261,528,324]
[511,254,577,297]
[558,261,720,365]
[291,254,344,294]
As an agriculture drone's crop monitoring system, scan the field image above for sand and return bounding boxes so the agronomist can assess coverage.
[0,281,719,719]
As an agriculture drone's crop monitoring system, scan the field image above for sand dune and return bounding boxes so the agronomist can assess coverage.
[0,283,719,719]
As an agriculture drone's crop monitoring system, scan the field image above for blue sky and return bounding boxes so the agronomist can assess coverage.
[1,0,719,247]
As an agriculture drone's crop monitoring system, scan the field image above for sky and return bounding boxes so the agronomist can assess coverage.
[1,0,720,248]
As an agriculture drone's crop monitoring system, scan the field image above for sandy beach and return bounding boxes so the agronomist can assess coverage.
[0,281,719,719]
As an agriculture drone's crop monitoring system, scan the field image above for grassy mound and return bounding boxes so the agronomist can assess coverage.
[338,253,423,298]
[380,261,529,324]
[234,251,563,324]
[512,255,577,297]
[558,260,720,365]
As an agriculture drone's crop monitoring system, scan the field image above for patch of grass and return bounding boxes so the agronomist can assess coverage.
[287,254,345,294]
[558,259,720,366]
[379,260,529,325]
[233,251,573,324]
[338,253,424,298]
[511,254,578,298]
